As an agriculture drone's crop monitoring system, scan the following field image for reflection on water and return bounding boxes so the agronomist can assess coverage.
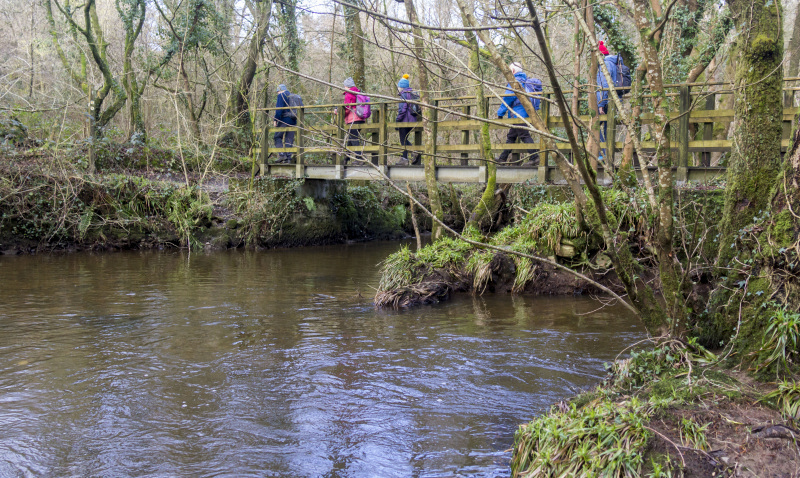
[0,242,646,477]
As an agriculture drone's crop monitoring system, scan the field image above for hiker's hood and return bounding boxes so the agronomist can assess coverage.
[504,72,528,96]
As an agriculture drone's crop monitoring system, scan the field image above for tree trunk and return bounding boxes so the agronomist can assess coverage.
[46,0,128,135]
[279,0,301,92]
[572,3,583,143]
[119,0,147,141]
[343,0,366,88]
[227,1,271,142]
[586,2,600,165]
[784,2,800,108]
[621,67,645,172]
[785,2,800,78]
[464,11,496,228]
[628,0,687,334]
[717,0,784,264]
[404,0,444,239]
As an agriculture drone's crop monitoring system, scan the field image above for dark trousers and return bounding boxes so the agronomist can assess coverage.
[273,130,295,162]
[345,121,365,163]
[398,127,421,164]
[497,127,539,165]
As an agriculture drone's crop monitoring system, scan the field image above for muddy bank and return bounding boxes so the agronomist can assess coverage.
[374,250,626,308]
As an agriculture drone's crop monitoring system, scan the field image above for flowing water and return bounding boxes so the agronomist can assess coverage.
[0,241,646,477]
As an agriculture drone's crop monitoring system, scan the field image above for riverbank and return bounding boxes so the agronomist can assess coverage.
[0,146,485,254]
[374,186,717,308]
[511,339,800,476]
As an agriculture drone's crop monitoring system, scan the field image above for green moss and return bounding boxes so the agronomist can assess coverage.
[769,210,795,247]
[748,34,778,59]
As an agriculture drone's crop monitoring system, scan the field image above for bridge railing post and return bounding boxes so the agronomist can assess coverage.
[295,106,305,178]
[783,89,794,145]
[261,110,270,174]
[461,104,470,165]
[378,102,387,167]
[431,99,439,166]
[335,105,345,169]
[702,92,715,167]
[678,85,690,182]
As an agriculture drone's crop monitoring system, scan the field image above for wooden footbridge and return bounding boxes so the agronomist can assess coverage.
[255,81,799,184]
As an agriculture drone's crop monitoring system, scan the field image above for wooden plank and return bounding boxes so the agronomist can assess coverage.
[265,163,729,184]
[370,104,380,165]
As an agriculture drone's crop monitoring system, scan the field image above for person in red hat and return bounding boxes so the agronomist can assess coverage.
[595,41,620,162]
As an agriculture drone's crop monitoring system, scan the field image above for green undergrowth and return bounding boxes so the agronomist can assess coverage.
[377,184,725,299]
[510,337,797,477]
[227,179,410,247]
[226,177,306,246]
[0,165,212,248]
[378,187,644,294]
[512,394,659,477]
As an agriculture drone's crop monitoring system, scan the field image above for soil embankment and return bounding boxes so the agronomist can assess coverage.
[0,150,432,254]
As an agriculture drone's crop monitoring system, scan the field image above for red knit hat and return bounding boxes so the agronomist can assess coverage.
[598,41,610,55]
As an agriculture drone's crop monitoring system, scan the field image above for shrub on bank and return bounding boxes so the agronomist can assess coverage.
[511,338,799,477]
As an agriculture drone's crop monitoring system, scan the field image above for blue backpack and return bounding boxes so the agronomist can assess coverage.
[513,77,543,110]
[285,93,304,119]
[618,61,631,96]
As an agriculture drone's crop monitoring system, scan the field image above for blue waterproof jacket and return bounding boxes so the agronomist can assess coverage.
[497,72,536,119]
[397,88,418,123]
[274,90,297,126]
[596,55,620,110]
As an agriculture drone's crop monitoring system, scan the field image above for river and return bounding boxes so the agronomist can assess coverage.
[0,241,646,477]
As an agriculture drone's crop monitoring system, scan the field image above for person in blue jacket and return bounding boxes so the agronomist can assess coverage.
[273,84,296,163]
[595,41,619,162]
[496,62,540,166]
[396,74,422,165]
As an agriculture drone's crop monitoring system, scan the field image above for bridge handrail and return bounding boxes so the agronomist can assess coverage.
[256,81,799,180]
[256,78,800,112]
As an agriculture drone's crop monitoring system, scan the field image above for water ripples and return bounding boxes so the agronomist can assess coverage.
[0,246,646,476]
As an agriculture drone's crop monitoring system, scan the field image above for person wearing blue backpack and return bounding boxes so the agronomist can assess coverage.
[273,84,296,163]
[595,41,628,162]
[497,62,541,166]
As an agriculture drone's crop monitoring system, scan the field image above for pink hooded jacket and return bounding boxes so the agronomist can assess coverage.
[343,86,362,124]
